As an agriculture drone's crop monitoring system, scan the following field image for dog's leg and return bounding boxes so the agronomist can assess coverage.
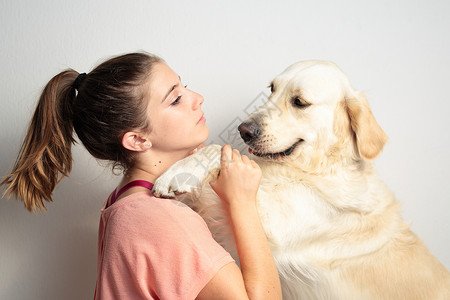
[152,144,222,198]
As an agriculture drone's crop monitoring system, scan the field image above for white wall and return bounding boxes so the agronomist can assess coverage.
[1,0,449,299]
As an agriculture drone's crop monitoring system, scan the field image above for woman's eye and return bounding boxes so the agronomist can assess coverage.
[171,95,182,106]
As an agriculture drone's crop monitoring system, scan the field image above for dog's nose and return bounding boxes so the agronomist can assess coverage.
[238,121,261,142]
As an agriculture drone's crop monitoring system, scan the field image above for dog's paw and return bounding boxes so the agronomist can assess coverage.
[152,172,202,198]
[152,144,222,198]
[152,176,176,198]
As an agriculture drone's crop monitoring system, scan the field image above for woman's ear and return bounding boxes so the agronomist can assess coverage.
[122,132,152,152]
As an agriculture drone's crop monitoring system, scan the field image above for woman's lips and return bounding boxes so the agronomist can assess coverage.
[197,114,206,124]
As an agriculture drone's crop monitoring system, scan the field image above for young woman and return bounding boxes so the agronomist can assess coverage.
[1,52,281,299]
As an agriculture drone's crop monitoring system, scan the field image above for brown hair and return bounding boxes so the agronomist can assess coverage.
[1,52,163,212]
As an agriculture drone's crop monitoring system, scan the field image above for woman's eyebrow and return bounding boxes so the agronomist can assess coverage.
[162,84,178,103]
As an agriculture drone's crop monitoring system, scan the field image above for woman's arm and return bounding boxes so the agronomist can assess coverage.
[197,145,282,299]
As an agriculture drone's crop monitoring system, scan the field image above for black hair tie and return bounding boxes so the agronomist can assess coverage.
[73,73,87,90]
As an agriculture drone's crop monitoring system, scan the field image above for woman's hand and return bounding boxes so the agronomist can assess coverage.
[209,145,262,209]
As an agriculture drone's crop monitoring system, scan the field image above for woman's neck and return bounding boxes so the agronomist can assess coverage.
[121,147,193,187]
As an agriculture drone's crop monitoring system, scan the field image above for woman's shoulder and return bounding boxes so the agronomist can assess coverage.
[104,191,207,233]
[126,192,199,217]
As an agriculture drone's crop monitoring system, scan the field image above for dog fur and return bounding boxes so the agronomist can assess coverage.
[153,60,450,299]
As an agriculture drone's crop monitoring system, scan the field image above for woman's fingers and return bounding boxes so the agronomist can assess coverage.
[242,154,252,164]
[221,145,233,168]
[232,148,241,161]
[221,145,258,170]
[250,159,259,169]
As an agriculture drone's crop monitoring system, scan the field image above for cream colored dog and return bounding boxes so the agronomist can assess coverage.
[153,61,450,299]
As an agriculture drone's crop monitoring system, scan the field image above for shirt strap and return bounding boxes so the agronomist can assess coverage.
[109,180,154,207]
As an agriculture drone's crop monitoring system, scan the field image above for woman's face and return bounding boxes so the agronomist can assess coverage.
[145,62,209,154]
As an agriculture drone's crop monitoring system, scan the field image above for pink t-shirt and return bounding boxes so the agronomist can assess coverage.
[94,191,234,300]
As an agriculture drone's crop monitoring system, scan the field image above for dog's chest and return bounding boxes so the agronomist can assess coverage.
[256,174,335,249]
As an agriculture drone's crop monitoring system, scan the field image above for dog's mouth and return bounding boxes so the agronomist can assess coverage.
[248,139,303,159]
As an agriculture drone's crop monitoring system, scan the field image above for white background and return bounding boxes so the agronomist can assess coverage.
[1,0,449,299]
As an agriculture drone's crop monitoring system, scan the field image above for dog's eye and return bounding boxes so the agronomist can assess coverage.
[268,83,275,93]
[292,97,309,108]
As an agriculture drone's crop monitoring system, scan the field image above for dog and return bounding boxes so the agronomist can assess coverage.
[153,60,450,299]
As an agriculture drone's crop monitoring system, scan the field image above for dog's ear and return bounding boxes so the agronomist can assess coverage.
[346,93,388,160]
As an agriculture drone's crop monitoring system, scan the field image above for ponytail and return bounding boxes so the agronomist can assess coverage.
[2,52,163,212]
[1,70,78,212]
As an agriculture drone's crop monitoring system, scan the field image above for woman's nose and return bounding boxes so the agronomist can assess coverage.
[192,92,204,109]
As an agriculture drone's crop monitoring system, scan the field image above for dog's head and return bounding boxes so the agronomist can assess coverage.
[239,60,387,172]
